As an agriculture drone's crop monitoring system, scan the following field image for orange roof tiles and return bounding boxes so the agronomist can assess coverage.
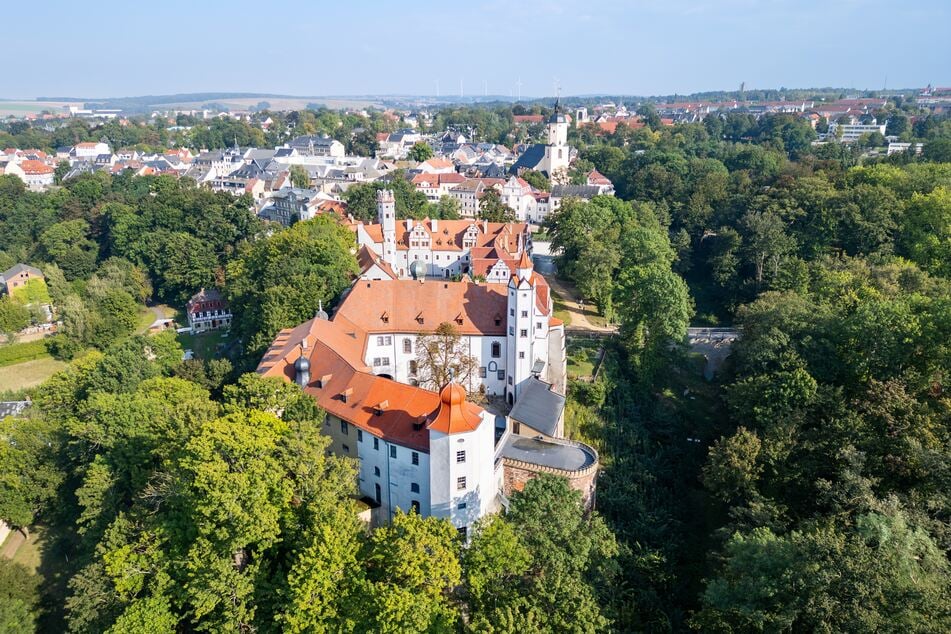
[362,218,527,254]
[428,384,483,434]
[18,160,53,175]
[257,316,486,451]
[336,278,508,336]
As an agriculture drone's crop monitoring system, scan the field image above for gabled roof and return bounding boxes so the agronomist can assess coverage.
[257,315,486,451]
[508,377,565,437]
[510,144,546,173]
[0,263,43,282]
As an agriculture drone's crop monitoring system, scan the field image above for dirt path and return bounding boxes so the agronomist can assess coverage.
[0,529,24,559]
[534,254,617,334]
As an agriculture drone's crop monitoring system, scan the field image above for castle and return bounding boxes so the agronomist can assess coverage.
[355,189,532,282]
[257,226,598,536]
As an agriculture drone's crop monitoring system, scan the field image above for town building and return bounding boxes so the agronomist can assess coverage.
[1,160,55,191]
[185,288,232,333]
[0,263,44,296]
[827,122,887,143]
[287,134,346,158]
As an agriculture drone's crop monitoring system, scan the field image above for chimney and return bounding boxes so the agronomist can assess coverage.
[431,218,438,232]
[482,219,488,232]
[406,218,413,231]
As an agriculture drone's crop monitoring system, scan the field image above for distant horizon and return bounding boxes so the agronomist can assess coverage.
[3,1,948,98]
[0,84,939,105]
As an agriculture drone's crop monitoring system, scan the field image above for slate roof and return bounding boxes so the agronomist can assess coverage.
[1,263,43,282]
[551,184,602,199]
[508,377,565,437]
[510,144,546,173]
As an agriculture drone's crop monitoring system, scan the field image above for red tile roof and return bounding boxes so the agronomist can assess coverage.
[336,278,509,336]
[18,160,54,175]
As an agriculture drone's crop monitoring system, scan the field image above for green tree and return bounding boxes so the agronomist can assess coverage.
[289,164,311,189]
[362,512,462,633]
[227,215,358,357]
[477,189,515,223]
[0,296,30,338]
[408,142,434,162]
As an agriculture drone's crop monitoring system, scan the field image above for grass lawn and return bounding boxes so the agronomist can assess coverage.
[177,329,230,360]
[5,527,45,574]
[0,339,50,367]
[137,304,179,333]
[567,338,602,379]
[551,290,572,327]
[0,357,67,391]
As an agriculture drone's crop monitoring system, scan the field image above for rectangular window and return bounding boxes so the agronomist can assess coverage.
[521,310,528,318]
[390,445,397,459]
[509,326,514,336]
[373,358,381,367]
[409,360,418,374]
[357,429,363,442]
[377,336,384,346]
[491,342,501,358]
[374,466,380,477]
[458,526,468,540]
[536,322,542,329]
[498,370,505,380]
[457,476,466,490]
[457,502,467,510]
[374,437,380,451]
[513,421,521,435]
[519,352,525,359]
[384,336,392,345]
[340,420,349,435]
[508,376,513,385]
[456,450,466,463]
[342,444,350,453]
[479,367,487,378]
[411,482,420,493]
[411,451,419,465]
[520,329,527,338]
[403,339,412,353]
[509,308,514,316]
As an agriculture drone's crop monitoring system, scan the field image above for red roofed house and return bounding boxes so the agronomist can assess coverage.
[2,159,55,191]
[186,288,232,333]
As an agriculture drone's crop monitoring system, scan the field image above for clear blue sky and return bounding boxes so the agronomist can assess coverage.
[6,0,949,98]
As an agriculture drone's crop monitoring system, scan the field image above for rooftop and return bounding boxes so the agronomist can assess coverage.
[501,435,596,472]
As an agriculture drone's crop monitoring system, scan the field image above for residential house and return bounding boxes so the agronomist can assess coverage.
[186,288,232,333]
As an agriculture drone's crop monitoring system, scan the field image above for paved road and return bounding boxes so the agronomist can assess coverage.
[533,254,617,334]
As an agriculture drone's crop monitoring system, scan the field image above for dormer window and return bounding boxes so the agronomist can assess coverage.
[416,312,424,324]
[341,388,353,403]
[317,373,332,388]
[375,400,389,416]
[381,311,389,323]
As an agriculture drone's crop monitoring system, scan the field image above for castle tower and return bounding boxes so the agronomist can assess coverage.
[377,189,396,267]
[506,251,537,405]
[427,383,499,536]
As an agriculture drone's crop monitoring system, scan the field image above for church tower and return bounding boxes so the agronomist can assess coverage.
[543,97,570,179]
[377,189,396,267]
[506,251,537,405]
